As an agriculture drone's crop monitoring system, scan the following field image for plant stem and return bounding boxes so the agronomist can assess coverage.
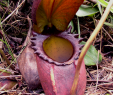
[71,0,113,95]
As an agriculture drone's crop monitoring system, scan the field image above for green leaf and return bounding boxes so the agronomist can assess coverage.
[80,41,102,66]
[76,5,99,17]
[68,21,74,33]
[104,22,113,28]
[98,0,113,13]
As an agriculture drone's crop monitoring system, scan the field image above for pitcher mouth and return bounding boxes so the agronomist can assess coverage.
[31,26,83,66]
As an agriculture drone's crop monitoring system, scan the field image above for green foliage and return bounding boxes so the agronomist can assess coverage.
[105,93,110,95]
[98,0,113,13]
[0,0,9,7]
[76,5,99,17]
[80,41,102,66]
[104,22,113,28]
[97,0,113,28]
[68,21,74,33]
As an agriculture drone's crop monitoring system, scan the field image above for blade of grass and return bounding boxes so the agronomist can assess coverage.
[0,25,15,60]
[0,15,15,61]
[77,16,80,38]
[70,0,113,95]
[0,41,15,70]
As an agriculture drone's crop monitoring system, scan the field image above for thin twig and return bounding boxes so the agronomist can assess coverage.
[0,84,7,91]
[0,75,22,79]
[1,0,25,25]
[95,51,99,92]
[87,80,112,83]
[102,27,113,42]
